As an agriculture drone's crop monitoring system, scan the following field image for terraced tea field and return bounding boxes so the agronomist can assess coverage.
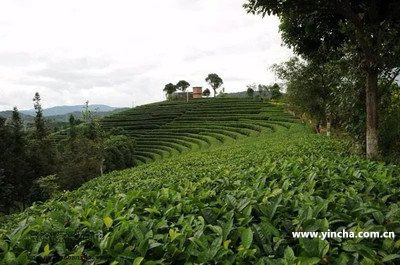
[101,98,298,164]
[1,99,400,264]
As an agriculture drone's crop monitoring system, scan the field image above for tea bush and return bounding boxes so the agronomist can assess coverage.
[1,124,400,264]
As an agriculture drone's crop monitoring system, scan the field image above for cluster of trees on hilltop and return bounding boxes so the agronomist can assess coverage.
[0,93,136,213]
[246,83,282,100]
[163,73,224,99]
[163,80,191,99]
[244,0,400,160]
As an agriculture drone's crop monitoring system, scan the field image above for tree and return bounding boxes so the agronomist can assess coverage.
[82,101,103,141]
[33,92,47,140]
[58,135,103,190]
[58,103,105,190]
[163,83,177,99]
[244,0,400,159]
[205,73,223,97]
[0,168,13,213]
[10,107,26,154]
[203,88,211,97]
[104,135,136,172]
[0,108,35,211]
[176,80,191,92]
[273,57,343,132]
[257,84,269,99]
[30,92,58,178]
[0,118,14,212]
[68,114,77,140]
[269,83,282,99]
[246,86,255,98]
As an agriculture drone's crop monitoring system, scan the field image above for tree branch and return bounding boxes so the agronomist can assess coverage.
[383,67,400,91]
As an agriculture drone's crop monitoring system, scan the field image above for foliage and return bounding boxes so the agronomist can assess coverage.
[273,57,339,126]
[32,93,47,140]
[104,135,136,172]
[246,86,254,98]
[1,124,400,264]
[244,0,400,159]
[175,80,190,92]
[30,93,59,178]
[32,175,61,199]
[0,98,137,213]
[205,73,223,97]
[163,83,177,99]
[57,107,105,191]
[269,83,282,100]
[0,108,35,212]
[379,84,400,163]
[203,88,210,97]
[0,169,13,214]
[57,135,103,191]
[274,55,400,161]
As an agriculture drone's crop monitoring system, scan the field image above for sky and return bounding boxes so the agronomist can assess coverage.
[0,0,293,111]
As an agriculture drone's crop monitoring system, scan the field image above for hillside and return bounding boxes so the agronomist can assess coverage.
[101,98,297,164]
[1,98,400,264]
[0,111,35,122]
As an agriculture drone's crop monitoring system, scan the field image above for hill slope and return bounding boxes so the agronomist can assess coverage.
[1,102,400,264]
[101,98,297,164]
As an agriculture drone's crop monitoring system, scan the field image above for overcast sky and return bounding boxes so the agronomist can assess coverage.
[0,0,293,111]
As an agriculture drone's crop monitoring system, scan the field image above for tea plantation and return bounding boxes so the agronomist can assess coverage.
[1,99,400,264]
[101,98,297,164]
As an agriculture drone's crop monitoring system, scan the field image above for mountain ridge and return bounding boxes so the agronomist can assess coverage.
[20,104,119,116]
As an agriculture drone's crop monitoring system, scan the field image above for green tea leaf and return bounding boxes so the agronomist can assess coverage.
[104,216,113,228]
[133,257,144,265]
[241,228,253,249]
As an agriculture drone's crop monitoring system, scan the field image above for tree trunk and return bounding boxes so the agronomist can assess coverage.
[326,117,331,137]
[365,70,379,159]
[213,88,216,97]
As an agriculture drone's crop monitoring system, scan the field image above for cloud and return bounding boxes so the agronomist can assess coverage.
[0,0,293,111]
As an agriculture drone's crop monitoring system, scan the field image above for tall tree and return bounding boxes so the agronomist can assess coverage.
[10,107,26,153]
[33,92,47,140]
[163,83,177,99]
[273,57,345,132]
[68,114,77,140]
[31,92,58,177]
[58,102,104,190]
[269,83,282,99]
[205,73,223,97]
[176,80,191,92]
[247,87,255,98]
[244,0,400,159]
[0,108,35,211]
[0,117,13,212]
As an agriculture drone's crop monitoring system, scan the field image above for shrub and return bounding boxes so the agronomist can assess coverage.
[104,135,136,172]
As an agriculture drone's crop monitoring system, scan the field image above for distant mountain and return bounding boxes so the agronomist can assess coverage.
[0,105,128,123]
[0,111,35,122]
[45,108,129,122]
[20,104,118,117]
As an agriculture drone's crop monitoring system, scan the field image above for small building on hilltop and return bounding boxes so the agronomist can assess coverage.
[193,87,203,99]
[171,87,203,101]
